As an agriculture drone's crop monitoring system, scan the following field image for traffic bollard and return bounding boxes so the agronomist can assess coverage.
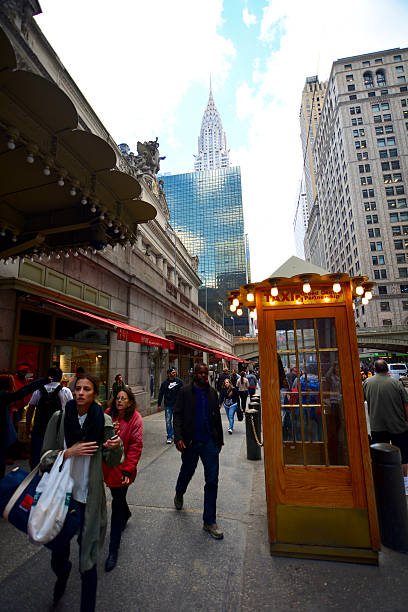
[245,405,262,460]
[370,443,408,552]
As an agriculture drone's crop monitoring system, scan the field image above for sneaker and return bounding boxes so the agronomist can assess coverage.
[166,438,173,444]
[228,428,232,435]
[203,523,224,540]
[174,492,183,510]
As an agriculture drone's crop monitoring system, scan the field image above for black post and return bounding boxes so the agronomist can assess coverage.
[370,443,408,551]
[245,404,262,460]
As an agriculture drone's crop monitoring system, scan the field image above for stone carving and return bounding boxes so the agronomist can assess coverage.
[119,138,165,178]
[191,256,199,272]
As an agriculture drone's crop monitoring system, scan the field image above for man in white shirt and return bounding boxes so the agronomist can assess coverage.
[26,366,73,468]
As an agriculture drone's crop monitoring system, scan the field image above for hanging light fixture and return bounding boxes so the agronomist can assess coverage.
[81,196,87,205]
[70,186,77,196]
[57,176,65,187]
[301,275,311,293]
[362,296,369,305]
[232,297,239,307]
[332,275,341,293]
[229,303,236,313]
[236,306,243,317]
[271,284,278,297]
[355,283,364,296]
[43,165,51,176]
[26,152,34,164]
[7,137,15,150]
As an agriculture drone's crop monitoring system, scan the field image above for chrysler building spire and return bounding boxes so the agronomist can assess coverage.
[194,84,230,171]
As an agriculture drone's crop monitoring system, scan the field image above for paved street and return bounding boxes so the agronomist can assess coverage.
[1,411,408,612]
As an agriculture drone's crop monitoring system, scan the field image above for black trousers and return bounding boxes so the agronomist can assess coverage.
[239,391,248,411]
[51,502,97,612]
[109,486,131,552]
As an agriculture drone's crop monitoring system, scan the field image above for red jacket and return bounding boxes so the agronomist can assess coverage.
[103,408,143,487]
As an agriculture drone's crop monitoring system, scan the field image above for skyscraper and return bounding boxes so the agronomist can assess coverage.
[160,87,249,335]
[311,47,408,327]
[193,85,230,171]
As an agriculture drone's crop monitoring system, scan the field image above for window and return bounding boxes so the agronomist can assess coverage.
[380,302,390,311]
[375,58,383,65]
[398,198,407,208]
[364,201,376,211]
[385,125,394,133]
[357,151,369,160]
[372,103,380,112]
[380,150,388,159]
[348,84,355,91]
[402,99,407,107]
[378,286,387,295]
[381,102,390,110]
[385,187,395,196]
[401,285,408,293]
[363,60,371,67]
[362,189,374,198]
[396,65,405,73]
[383,113,392,121]
[368,92,376,98]
[387,137,396,145]
[391,160,400,169]
[393,226,402,236]
[377,138,386,146]
[382,162,390,170]
[383,319,392,326]
[398,76,406,83]
[388,199,397,208]
[366,215,373,224]
[346,74,354,82]
[401,86,408,92]
[344,64,352,70]
[363,71,374,87]
[396,186,405,195]
[378,255,385,264]
[390,212,399,222]
[384,174,392,183]
[394,55,402,61]
[361,176,372,185]
[403,300,408,310]
[399,268,408,278]
[374,115,382,123]
[377,241,383,251]
[394,239,404,249]
[389,148,398,157]
[397,254,406,264]
[381,89,389,96]
[370,242,376,251]
[368,228,374,237]
[401,212,408,221]
[376,126,384,135]
[349,95,357,100]
[394,172,402,182]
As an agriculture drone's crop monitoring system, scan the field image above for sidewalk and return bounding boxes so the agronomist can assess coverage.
[1,411,408,611]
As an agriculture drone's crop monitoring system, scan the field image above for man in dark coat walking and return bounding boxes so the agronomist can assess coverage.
[173,363,224,539]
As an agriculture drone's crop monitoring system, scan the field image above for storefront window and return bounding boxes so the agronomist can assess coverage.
[53,345,108,403]
[19,310,52,338]
[55,318,109,344]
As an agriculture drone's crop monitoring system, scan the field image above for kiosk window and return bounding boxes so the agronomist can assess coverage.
[277,318,349,467]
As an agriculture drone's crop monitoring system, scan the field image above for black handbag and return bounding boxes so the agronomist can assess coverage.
[236,405,244,421]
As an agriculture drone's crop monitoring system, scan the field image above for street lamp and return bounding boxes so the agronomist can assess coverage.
[217,301,225,327]
[230,316,236,336]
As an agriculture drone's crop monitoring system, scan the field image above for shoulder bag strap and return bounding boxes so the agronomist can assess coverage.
[3,449,53,520]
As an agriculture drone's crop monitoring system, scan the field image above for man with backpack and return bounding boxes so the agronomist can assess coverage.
[26,366,73,468]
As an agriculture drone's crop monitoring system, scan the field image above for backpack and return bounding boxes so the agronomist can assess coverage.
[32,385,62,438]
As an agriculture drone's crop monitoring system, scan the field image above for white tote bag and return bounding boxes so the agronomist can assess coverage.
[28,451,74,544]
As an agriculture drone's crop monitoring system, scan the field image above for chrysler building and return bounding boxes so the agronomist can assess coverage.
[194,85,230,171]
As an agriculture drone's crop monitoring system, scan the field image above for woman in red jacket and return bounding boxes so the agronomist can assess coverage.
[103,386,143,572]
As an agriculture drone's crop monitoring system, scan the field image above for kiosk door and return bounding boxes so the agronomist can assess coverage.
[261,306,377,562]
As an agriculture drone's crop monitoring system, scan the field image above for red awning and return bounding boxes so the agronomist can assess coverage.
[45,299,174,350]
[169,336,242,362]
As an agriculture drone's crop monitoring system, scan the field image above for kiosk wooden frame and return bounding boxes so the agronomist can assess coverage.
[229,257,380,565]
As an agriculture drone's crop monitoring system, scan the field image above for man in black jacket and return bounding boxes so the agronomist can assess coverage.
[158,368,183,444]
[173,363,224,539]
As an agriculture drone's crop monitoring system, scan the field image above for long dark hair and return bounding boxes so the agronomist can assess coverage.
[109,386,137,422]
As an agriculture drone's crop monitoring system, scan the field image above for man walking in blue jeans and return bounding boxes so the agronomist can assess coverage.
[173,363,224,539]
[158,368,183,444]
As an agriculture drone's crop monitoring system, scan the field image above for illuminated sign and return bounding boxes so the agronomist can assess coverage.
[262,286,345,307]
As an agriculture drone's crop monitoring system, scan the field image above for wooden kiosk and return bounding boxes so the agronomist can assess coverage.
[230,257,380,564]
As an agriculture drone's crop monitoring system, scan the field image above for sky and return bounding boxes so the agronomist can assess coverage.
[35,0,408,282]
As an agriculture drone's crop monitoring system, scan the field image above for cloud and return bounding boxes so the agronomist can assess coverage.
[36,0,236,152]
[243,8,257,28]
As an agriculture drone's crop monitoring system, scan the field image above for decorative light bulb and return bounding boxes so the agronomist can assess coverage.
[352,302,356,310]
[120,233,125,239]
[11,234,17,242]
[64,251,70,258]
[70,187,76,196]
[56,253,61,260]
[58,177,65,187]
[107,220,113,227]
[230,304,236,312]
[43,166,51,176]
[232,298,239,307]
[362,296,369,305]
[114,227,120,234]
[236,307,243,317]
[365,290,373,300]
[356,285,364,296]
[73,251,78,257]
[303,282,311,293]
[7,138,15,150]
[246,292,254,302]
[271,285,278,297]
[333,282,341,293]
[26,152,34,163]
[99,212,105,220]
[90,204,97,212]
[0,229,5,237]
[92,248,97,254]
[81,197,87,205]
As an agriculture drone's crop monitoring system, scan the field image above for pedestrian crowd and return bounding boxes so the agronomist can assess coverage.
[0,359,259,611]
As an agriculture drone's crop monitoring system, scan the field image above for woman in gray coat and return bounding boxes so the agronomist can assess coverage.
[41,374,123,612]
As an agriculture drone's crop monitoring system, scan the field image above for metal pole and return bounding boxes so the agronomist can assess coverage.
[230,316,235,336]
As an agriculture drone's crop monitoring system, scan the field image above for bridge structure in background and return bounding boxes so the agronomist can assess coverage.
[233,326,408,364]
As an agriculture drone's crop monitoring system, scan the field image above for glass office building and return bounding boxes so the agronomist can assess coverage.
[160,167,249,335]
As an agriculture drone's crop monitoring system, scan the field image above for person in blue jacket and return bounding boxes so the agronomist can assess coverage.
[157,368,183,444]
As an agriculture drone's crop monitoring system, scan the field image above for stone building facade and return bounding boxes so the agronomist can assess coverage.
[313,48,408,327]
[0,1,234,414]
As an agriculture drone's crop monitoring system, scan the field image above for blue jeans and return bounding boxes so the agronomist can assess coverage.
[175,437,220,525]
[165,405,173,439]
[224,403,237,430]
